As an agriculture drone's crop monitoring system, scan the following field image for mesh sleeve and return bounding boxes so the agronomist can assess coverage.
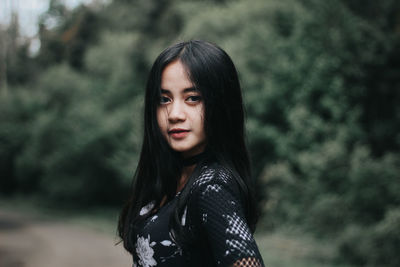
[190,168,265,267]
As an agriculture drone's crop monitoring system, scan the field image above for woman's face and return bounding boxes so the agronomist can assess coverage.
[157,60,206,158]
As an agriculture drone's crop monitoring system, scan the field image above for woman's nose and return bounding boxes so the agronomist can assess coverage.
[168,101,186,122]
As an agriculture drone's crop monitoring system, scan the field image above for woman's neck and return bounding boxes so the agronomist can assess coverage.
[177,164,196,193]
[158,165,196,209]
[178,150,208,192]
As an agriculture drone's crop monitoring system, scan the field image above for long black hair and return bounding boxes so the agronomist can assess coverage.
[118,40,258,253]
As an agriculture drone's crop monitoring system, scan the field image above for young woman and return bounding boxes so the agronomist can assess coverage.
[118,40,264,267]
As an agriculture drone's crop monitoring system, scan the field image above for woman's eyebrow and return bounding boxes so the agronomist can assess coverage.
[183,87,198,93]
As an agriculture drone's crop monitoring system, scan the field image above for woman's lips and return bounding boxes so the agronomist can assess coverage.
[168,128,190,139]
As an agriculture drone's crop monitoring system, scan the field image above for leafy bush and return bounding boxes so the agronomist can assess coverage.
[338,208,400,266]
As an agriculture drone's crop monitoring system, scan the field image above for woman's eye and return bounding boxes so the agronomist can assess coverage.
[186,95,202,102]
[160,96,170,104]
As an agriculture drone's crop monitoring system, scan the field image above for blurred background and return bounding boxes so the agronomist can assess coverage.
[1,0,399,266]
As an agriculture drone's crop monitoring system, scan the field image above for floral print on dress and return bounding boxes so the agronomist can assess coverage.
[136,235,157,267]
[140,202,155,216]
[181,206,187,226]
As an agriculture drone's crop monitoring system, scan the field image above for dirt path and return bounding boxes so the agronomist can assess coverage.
[0,209,131,267]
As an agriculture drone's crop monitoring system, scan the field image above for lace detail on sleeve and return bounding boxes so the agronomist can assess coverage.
[190,165,265,267]
[232,257,263,267]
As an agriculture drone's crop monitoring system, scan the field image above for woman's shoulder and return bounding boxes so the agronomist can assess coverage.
[189,161,241,197]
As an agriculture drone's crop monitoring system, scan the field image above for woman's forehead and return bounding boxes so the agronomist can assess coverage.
[160,61,194,93]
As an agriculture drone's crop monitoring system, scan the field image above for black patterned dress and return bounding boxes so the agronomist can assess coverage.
[132,162,264,267]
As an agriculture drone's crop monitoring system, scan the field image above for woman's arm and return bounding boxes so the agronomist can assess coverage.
[190,167,264,267]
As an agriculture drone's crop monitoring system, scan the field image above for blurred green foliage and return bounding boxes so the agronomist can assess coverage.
[1,0,399,265]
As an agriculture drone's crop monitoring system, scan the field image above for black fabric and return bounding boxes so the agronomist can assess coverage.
[132,162,264,267]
